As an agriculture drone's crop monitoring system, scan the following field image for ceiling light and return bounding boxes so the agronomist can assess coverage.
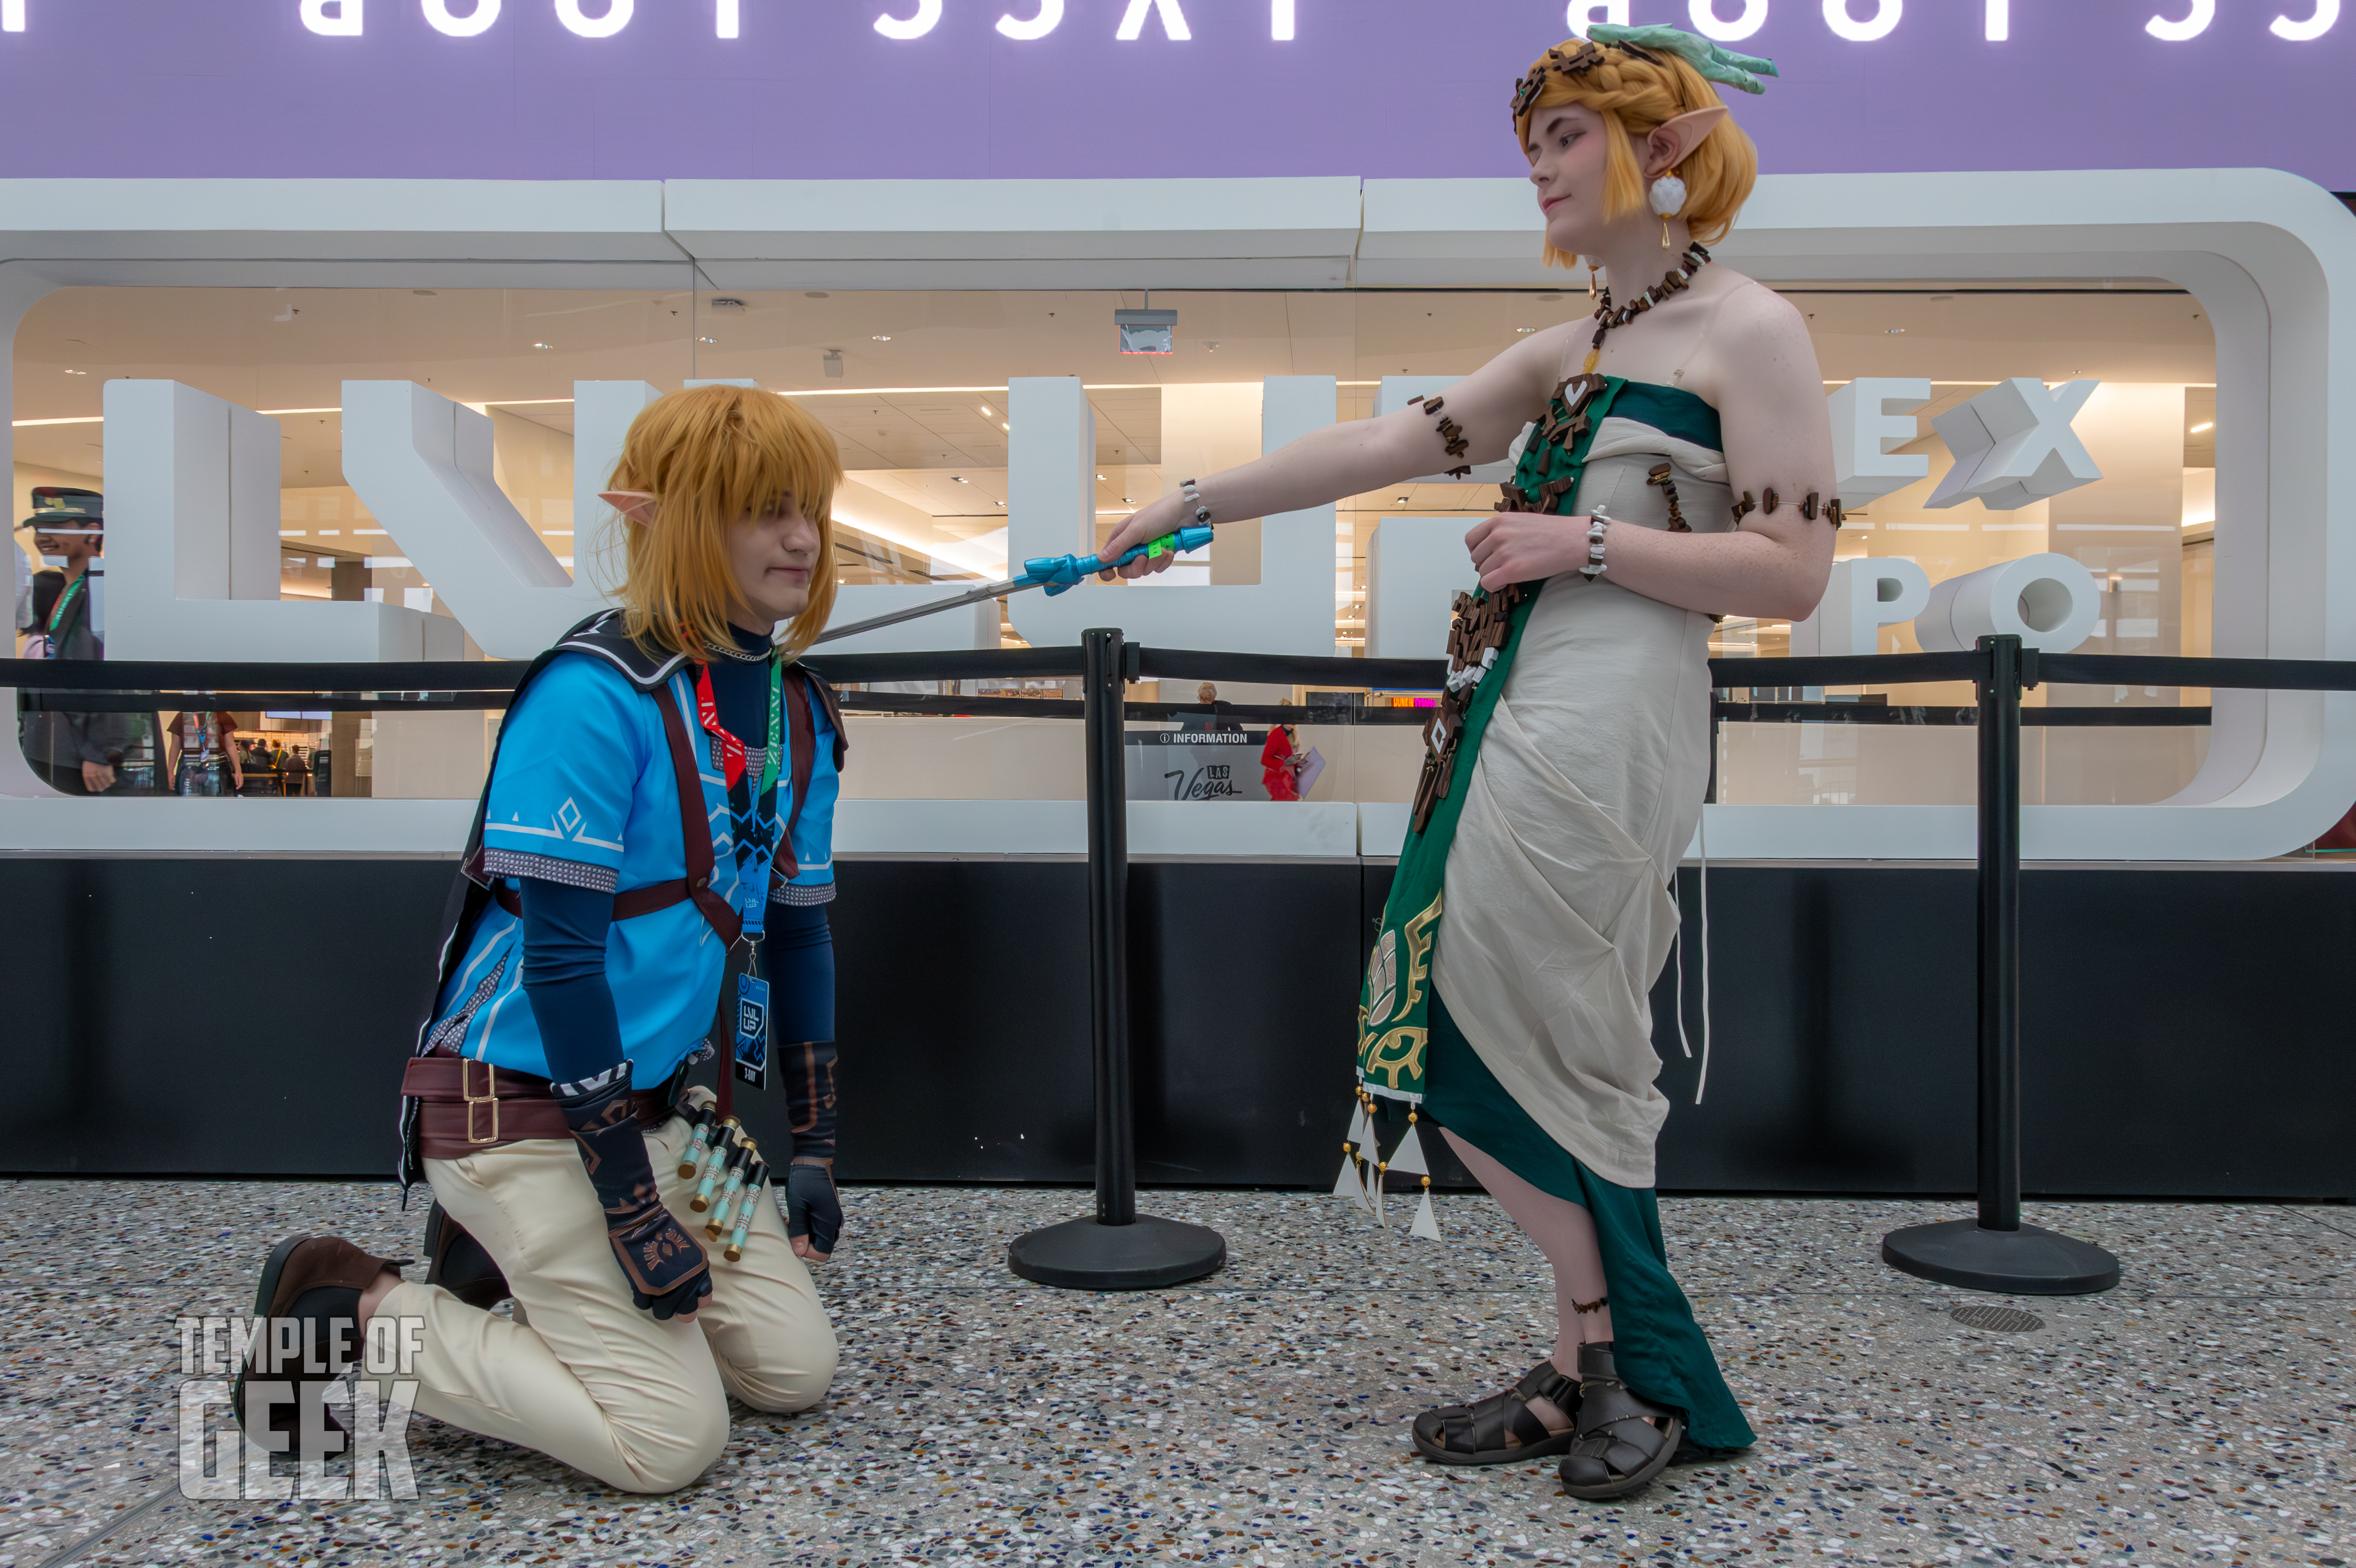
[412,289,438,297]
[1885,328,1906,335]
[1000,422,1010,432]
[1515,327,1536,334]
[978,403,995,417]
[951,475,968,483]
[872,335,892,342]
[697,336,716,344]
[823,350,843,378]
[1097,474,1107,481]
[2189,421,2214,433]
[532,342,552,349]
[709,297,745,311]
[64,368,85,375]
[1123,497,1133,504]
[804,291,830,299]
[1396,495,1408,504]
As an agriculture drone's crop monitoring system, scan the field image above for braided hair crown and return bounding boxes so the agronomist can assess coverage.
[1511,33,1761,255]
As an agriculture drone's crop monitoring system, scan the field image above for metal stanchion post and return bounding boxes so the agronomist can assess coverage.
[1008,628,1226,1291]
[1882,635,2119,1295]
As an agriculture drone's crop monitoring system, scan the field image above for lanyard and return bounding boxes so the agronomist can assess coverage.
[45,574,85,638]
[692,658,783,800]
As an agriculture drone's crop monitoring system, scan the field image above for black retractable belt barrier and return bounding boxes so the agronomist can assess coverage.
[1007,629,1226,1291]
[1879,636,2120,1295]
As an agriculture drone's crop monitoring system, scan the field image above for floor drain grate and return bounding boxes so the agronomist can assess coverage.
[1951,1304,2044,1333]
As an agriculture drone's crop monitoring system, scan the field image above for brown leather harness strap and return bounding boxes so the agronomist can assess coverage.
[775,673,816,881]
[485,681,743,945]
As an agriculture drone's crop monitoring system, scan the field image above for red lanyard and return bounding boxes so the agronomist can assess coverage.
[691,661,782,797]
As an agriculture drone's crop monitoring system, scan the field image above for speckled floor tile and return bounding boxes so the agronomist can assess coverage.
[1,1181,2347,1568]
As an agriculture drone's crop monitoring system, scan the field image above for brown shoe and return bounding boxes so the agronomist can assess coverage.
[422,1203,511,1311]
[233,1235,408,1436]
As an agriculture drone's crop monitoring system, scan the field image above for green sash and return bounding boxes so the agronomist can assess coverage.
[1354,373,1630,1103]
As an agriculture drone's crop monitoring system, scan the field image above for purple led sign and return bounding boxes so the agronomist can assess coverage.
[0,1,2349,189]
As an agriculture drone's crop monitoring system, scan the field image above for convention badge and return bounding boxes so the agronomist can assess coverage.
[731,971,771,1088]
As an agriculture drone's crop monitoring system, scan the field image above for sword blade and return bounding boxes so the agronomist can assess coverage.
[811,577,1039,645]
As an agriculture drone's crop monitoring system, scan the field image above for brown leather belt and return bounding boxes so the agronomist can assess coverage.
[403,1051,673,1161]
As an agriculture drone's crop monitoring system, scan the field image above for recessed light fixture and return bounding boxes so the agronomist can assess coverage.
[1395,495,1409,504]
[709,297,745,311]
[999,422,1010,432]
[2189,421,2215,433]
[532,342,552,349]
[978,403,995,417]
[872,335,892,342]
[64,368,86,375]
[697,336,716,345]
[1885,328,1906,335]
[951,475,968,483]
[1515,327,1537,334]
[1097,474,1107,481]
[1123,497,1133,504]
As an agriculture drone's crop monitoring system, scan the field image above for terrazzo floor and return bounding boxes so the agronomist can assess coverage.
[0,1182,2348,1567]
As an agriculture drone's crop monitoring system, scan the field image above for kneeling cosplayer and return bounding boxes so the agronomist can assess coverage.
[241,385,852,1493]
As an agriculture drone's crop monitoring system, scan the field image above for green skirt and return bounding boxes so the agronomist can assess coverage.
[1422,990,1755,1452]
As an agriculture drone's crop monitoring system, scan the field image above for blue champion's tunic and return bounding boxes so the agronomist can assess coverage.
[421,651,841,1085]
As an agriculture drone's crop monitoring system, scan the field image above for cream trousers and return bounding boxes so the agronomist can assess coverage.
[363,1108,837,1493]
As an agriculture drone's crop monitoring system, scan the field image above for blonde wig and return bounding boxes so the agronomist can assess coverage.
[607,384,842,660]
[1513,39,1759,267]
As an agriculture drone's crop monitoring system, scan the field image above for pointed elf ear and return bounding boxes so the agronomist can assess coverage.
[599,490,659,526]
[1644,107,1727,179]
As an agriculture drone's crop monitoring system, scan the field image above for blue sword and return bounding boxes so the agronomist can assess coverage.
[812,524,1213,645]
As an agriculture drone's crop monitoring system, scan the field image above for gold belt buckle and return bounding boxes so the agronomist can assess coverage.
[461,1058,500,1144]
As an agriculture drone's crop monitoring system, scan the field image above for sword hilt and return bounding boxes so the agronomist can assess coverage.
[1022,524,1214,598]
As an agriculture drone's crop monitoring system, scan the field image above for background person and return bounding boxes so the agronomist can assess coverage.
[15,488,145,795]
[1101,24,1831,1501]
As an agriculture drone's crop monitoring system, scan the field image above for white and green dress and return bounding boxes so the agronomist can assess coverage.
[1358,372,1754,1451]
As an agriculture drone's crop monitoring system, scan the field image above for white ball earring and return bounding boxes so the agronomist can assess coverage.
[1649,173,1688,249]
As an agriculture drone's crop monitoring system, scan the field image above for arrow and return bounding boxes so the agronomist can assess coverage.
[813,524,1212,645]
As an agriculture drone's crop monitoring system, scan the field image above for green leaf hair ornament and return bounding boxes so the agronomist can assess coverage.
[1586,23,1779,95]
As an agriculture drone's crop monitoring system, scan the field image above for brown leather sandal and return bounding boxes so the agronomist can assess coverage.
[1557,1341,1684,1499]
[1412,1360,1582,1466]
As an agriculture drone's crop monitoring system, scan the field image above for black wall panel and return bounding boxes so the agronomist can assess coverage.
[0,856,2347,1199]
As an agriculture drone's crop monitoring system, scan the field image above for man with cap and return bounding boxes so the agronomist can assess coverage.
[16,487,146,794]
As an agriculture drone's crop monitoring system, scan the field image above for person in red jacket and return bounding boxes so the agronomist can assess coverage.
[1261,723,1304,801]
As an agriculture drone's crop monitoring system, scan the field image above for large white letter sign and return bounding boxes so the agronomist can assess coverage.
[103,381,444,661]
[1114,0,1191,40]
[555,0,630,36]
[1822,0,1899,41]
[1913,552,2101,654]
[873,0,938,37]
[1826,377,1929,504]
[1569,1,1630,36]
[2147,0,2214,39]
[1366,517,1480,659]
[301,0,364,35]
[1007,377,1335,655]
[1689,0,1767,41]
[1925,378,2101,511]
[2273,0,2339,39]
[998,0,1062,38]
[1788,555,1930,657]
[422,0,498,36]
[341,381,607,659]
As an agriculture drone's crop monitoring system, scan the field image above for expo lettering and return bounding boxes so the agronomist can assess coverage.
[3,0,2331,43]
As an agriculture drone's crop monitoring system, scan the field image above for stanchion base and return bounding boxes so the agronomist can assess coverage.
[1008,1214,1227,1291]
[1882,1219,2120,1296]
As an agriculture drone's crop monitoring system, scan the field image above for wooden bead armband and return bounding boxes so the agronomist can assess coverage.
[1409,393,1474,479]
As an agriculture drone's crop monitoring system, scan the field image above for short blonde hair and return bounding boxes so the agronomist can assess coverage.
[1513,38,1759,265]
[607,384,842,660]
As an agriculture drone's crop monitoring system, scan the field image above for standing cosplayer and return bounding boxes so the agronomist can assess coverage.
[1102,27,1833,1499]
[240,385,850,1493]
